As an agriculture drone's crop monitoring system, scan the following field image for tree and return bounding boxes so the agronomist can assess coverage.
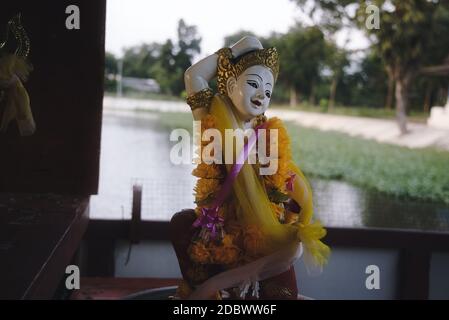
[292,0,449,134]
[171,19,202,95]
[419,4,449,112]
[324,41,349,110]
[292,0,355,33]
[122,42,162,78]
[151,40,177,95]
[357,1,449,133]
[276,25,327,107]
[105,52,118,75]
[119,19,202,96]
[154,19,202,95]
[340,50,388,109]
[176,19,201,71]
[104,52,118,92]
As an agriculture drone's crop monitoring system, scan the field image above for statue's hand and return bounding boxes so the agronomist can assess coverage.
[230,36,263,58]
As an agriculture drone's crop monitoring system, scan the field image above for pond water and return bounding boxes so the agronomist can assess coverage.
[90,109,449,232]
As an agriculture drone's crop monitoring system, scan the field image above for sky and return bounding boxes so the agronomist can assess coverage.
[106,0,369,59]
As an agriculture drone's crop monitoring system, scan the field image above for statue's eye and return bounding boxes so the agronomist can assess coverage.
[247,81,258,89]
[265,91,271,98]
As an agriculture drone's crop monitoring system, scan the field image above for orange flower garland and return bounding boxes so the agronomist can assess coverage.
[189,114,299,269]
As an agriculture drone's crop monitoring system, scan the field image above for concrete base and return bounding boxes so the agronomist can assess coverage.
[428,104,449,130]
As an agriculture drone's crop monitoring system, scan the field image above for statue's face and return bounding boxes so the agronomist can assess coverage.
[227,65,274,121]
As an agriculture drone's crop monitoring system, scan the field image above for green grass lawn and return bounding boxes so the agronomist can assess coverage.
[154,110,449,204]
[285,123,449,204]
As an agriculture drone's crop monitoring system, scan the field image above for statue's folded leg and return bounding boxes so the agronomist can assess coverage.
[259,266,299,300]
[169,209,197,284]
[170,209,300,300]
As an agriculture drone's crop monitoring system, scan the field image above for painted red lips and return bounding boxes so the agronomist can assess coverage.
[251,99,262,106]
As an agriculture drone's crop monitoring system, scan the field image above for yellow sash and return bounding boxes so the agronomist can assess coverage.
[209,94,330,269]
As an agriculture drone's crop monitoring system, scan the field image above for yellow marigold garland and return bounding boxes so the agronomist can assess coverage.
[189,241,211,264]
[189,114,323,269]
[242,225,265,258]
[263,117,293,195]
[192,163,223,179]
[194,178,220,204]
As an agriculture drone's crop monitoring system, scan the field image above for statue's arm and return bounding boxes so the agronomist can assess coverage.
[184,54,218,121]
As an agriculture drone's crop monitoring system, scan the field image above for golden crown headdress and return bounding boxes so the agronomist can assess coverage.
[216,47,280,96]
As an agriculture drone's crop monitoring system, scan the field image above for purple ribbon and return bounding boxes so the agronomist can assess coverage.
[193,122,269,237]
[286,173,296,192]
[192,207,224,239]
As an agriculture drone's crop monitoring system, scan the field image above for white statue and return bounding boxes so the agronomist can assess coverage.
[170,36,329,300]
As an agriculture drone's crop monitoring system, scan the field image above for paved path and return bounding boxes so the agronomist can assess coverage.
[267,109,449,151]
[104,96,449,151]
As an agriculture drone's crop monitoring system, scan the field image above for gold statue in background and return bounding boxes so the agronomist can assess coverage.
[0,13,35,136]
